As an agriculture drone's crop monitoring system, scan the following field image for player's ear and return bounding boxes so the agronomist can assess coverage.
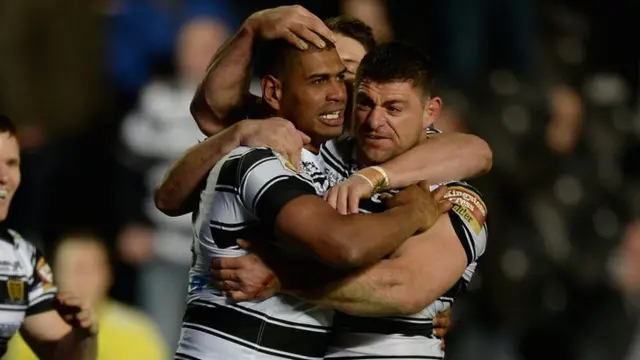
[261,75,283,112]
[423,96,442,128]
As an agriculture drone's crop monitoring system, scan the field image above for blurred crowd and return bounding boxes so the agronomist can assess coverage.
[0,0,638,359]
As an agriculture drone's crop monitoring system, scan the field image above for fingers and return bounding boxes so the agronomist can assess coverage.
[438,200,453,213]
[283,30,308,50]
[417,180,431,192]
[212,280,241,291]
[432,185,449,201]
[211,269,241,282]
[297,130,311,145]
[379,192,393,201]
[229,291,253,302]
[337,188,349,215]
[433,328,447,338]
[236,239,251,249]
[211,258,241,270]
[301,13,336,43]
[325,188,339,210]
[348,193,360,215]
[440,338,446,351]
[290,22,326,48]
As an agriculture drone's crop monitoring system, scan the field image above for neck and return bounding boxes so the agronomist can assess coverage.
[304,142,320,154]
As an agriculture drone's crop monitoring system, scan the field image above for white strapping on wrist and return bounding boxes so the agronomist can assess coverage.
[353,173,375,189]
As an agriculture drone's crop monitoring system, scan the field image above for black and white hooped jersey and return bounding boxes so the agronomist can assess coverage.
[321,138,488,360]
[0,227,57,357]
[176,146,339,360]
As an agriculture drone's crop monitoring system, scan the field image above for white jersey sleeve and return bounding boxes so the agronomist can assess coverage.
[442,181,488,266]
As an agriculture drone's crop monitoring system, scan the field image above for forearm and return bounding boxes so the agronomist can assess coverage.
[383,133,492,188]
[193,21,258,135]
[154,126,241,216]
[290,260,410,317]
[330,206,422,266]
[51,329,97,360]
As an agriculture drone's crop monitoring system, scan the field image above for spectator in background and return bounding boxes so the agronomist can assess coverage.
[107,0,236,102]
[5,233,168,360]
[0,0,112,244]
[114,17,230,348]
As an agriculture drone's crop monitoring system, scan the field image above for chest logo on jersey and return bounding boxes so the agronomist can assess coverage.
[6,280,24,302]
[0,260,21,274]
[445,186,487,234]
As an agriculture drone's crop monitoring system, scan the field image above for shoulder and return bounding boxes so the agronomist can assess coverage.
[6,229,39,259]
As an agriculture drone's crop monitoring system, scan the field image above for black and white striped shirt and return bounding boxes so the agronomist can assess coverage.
[176,146,338,360]
[321,138,488,360]
[0,227,57,357]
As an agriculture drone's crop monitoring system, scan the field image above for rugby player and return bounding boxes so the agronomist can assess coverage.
[213,41,487,359]
[0,115,98,360]
[154,7,493,217]
[173,24,457,359]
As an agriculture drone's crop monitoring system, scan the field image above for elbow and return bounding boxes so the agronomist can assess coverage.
[395,288,429,315]
[474,137,493,174]
[190,93,225,137]
[316,233,367,268]
[154,185,182,217]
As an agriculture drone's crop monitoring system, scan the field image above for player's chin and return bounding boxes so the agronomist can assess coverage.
[316,124,344,139]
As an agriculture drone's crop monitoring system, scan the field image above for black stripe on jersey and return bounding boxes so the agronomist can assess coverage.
[174,352,202,360]
[320,148,349,179]
[254,177,317,227]
[209,224,263,249]
[182,302,329,359]
[333,312,434,337]
[252,174,289,211]
[229,303,331,330]
[25,296,55,316]
[214,184,238,194]
[448,211,473,265]
[217,156,242,188]
[327,356,442,359]
[237,149,278,185]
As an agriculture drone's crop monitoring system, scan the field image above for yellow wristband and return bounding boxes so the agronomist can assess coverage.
[369,166,390,190]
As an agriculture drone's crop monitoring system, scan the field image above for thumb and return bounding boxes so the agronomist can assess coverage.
[236,239,252,249]
[298,130,311,145]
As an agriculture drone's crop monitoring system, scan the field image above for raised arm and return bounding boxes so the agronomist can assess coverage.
[235,148,449,268]
[154,118,309,216]
[384,132,492,188]
[326,132,492,214]
[192,5,335,136]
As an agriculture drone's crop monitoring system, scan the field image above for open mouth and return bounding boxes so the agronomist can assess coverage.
[319,110,344,126]
[0,190,7,200]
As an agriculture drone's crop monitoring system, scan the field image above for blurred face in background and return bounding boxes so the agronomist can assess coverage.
[334,33,368,124]
[353,79,429,165]
[176,17,230,85]
[54,238,112,307]
[334,33,368,82]
[0,132,21,221]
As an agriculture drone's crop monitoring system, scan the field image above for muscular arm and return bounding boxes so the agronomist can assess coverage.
[238,149,436,268]
[191,20,261,136]
[295,214,468,316]
[154,125,243,216]
[273,195,426,268]
[290,183,487,316]
[20,312,96,360]
[383,132,492,188]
